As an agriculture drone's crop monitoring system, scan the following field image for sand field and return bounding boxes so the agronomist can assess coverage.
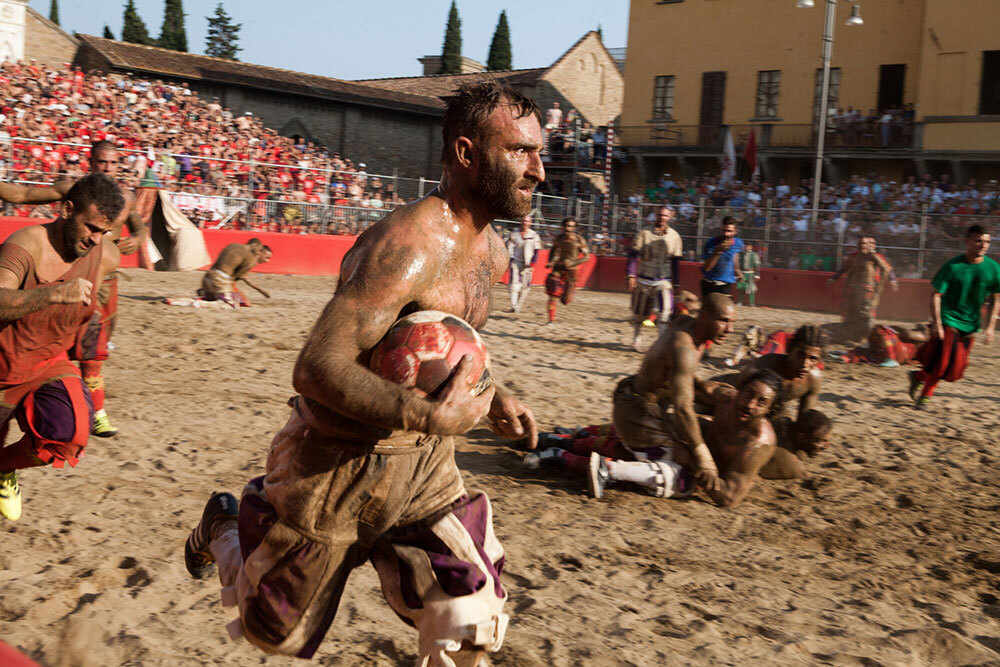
[1,269,999,666]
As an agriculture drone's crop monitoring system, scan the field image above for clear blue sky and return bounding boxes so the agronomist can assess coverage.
[31,1,628,80]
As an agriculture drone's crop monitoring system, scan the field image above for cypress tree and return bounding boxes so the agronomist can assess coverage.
[440,1,462,74]
[48,0,60,26]
[486,10,512,71]
[205,4,242,61]
[121,0,154,46]
[103,25,115,40]
[158,0,188,52]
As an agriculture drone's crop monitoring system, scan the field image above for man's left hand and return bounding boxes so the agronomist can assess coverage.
[985,328,995,345]
[488,390,538,449]
[116,237,140,255]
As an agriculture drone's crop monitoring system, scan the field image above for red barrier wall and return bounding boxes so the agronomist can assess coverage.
[0,217,932,320]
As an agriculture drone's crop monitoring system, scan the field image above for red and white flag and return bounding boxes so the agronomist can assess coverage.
[743,129,759,180]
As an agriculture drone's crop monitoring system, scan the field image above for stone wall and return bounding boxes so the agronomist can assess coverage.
[538,32,624,128]
[25,8,77,68]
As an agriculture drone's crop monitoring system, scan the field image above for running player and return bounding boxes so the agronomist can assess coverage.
[908,224,999,409]
[626,205,683,350]
[182,81,540,665]
[68,141,150,437]
[506,213,541,313]
[0,174,124,520]
[544,216,589,324]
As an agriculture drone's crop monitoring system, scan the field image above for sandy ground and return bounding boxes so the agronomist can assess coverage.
[2,270,999,667]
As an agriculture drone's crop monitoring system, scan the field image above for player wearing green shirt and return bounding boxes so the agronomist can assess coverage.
[908,225,1000,409]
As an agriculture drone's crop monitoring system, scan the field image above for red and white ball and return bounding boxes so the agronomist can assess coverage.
[369,310,492,397]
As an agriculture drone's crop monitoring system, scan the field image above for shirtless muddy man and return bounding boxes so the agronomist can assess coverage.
[184,81,542,665]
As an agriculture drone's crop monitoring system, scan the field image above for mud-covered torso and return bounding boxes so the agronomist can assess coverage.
[551,232,587,270]
[303,217,508,443]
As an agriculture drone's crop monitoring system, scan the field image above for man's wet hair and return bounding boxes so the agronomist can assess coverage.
[66,173,124,222]
[967,224,986,237]
[790,324,827,351]
[721,216,737,227]
[90,140,117,156]
[441,80,540,165]
[562,216,577,227]
[261,245,273,253]
[247,238,262,247]
[737,368,785,418]
[793,409,832,435]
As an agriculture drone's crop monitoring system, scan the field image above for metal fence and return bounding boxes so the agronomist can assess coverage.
[2,137,996,279]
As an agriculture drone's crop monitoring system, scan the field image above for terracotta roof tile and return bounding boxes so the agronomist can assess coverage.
[75,35,444,115]
[355,68,547,99]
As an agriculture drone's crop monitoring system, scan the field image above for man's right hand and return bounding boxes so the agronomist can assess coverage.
[933,322,945,340]
[627,276,637,291]
[692,442,722,492]
[426,356,496,436]
[52,277,93,306]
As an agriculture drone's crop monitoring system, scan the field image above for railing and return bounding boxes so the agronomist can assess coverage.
[619,122,918,149]
[3,138,990,279]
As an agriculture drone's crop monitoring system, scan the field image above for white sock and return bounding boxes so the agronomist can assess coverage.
[607,460,658,491]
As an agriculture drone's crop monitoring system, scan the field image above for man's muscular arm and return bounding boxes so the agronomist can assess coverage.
[705,437,777,507]
[293,236,494,435]
[239,274,270,298]
[0,181,71,205]
[670,341,721,489]
[116,202,148,255]
[0,235,94,319]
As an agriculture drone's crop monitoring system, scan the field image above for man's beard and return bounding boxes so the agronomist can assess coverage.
[476,153,533,220]
[62,222,87,258]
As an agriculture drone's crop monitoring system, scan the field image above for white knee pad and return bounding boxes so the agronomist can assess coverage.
[645,459,692,499]
[373,491,509,667]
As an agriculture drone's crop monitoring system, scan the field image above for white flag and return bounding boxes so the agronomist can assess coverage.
[720,128,736,185]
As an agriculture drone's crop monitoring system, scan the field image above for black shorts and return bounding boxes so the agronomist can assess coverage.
[700,279,733,296]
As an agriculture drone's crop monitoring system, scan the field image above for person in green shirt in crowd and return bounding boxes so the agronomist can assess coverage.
[908,224,1000,409]
[736,242,762,306]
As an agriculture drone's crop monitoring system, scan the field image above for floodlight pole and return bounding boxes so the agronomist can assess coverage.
[811,0,837,226]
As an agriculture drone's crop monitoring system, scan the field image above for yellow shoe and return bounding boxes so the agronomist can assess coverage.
[0,470,21,521]
[642,319,655,327]
[92,409,118,438]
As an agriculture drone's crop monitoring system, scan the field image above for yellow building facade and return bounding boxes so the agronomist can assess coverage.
[618,0,1000,191]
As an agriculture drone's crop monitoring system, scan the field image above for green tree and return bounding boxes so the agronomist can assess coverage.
[48,0,59,26]
[158,0,188,52]
[486,10,511,71]
[440,1,462,74]
[205,3,241,61]
[121,0,154,45]
[103,25,115,40]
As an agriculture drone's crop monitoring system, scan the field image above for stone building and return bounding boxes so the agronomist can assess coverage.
[358,31,624,128]
[72,35,446,178]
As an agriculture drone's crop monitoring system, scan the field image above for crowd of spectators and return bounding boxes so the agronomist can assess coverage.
[826,104,916,148]
[0,59,405,232]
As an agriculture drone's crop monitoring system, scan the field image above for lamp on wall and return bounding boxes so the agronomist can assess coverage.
[846,4,864,26]
[798,0,864,223]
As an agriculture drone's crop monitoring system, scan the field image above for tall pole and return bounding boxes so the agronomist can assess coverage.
[811,0,837,226]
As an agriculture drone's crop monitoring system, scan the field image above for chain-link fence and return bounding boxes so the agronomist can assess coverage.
[3,137,996,278]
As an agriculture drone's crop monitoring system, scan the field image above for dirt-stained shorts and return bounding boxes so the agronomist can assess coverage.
[231,401,507,659]
[611,375,680,460]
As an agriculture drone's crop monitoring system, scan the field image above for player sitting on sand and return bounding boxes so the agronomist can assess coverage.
[586,369,783,507]
[605,293,736,493]
[198,239,272,307]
